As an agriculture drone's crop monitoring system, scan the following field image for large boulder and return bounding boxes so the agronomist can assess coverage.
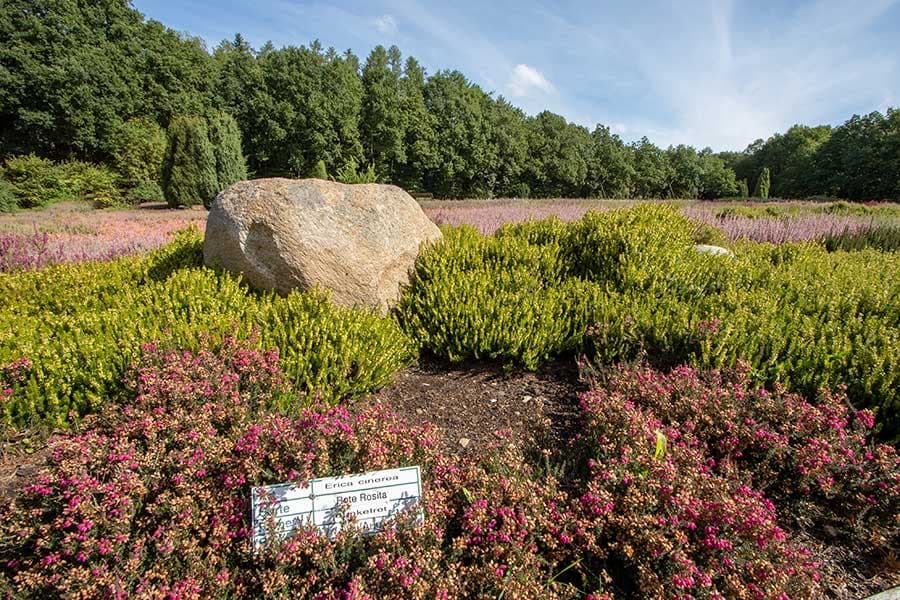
[204,178,442,312]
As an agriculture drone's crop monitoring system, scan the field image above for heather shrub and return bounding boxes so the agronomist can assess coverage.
[397,224,598,368]
[1,154,69,208]
[0,340,579,599]
[580,361,900,547]
[824,224,900,252]
[576,376,823,598]
[401,207,900,439]
[0,230,417,425]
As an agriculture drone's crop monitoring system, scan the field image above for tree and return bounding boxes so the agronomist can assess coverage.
[395,56,437,192]
[738,179,750,198]
[422,70,496,198]
[360,45,406,180]
[524,111,590,198]
[697,149,738,199]
[585,125,634,199]
[666,145,703,199]
[212,34,274,177]
[161,115,217,207]
[0,0,214,162]
[258,42,363,177]
[112,118,166,189]
[488,97,530,197]
[206,110,247,206]
[754,167,771,200]
[631,138,670,198]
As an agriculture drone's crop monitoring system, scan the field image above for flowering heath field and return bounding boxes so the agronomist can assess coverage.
[0,204,205,272]
[1,338,897,598]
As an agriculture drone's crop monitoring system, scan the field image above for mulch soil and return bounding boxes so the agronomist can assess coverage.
[356,356,585,456]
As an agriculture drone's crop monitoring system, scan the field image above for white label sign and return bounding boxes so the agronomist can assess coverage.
[251,466,422,548]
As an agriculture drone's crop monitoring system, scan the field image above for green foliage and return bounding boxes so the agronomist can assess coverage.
[0,229,417,426]
[112,118,166,189]
[360,45,406,181]
[125,181,165,204]
[0,0,213,161]
[823,225,900,252]
[398,206,900,441]
[162,115,217,207]
[308,159,329,180]
[754,167,771,199]
[58,161,125,208]
[586,125,634,198]
[1,155,69,208]
[0,180,19,213]
[397,223,598,369]
[738,179,750,198]
[206,110,247,203]
[525,111,590,198]
[333,159,379,184]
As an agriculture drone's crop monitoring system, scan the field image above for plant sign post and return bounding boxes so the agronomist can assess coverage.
[251,466,422,549]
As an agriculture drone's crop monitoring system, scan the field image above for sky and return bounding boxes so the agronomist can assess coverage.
[132,0,900,151]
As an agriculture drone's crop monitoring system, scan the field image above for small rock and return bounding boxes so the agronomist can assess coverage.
[694,244,734,257]
[522,395,532,403]
[415,408,424,415]
[458,438,471,449]
[15,465,36,477]
[489,398,496,403]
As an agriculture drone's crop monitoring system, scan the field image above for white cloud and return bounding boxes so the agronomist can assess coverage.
[506,64,556,97]
[373,14,397,34]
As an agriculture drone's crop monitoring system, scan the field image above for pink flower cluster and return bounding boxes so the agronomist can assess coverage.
[0,357,32,403]
[3,339,896,598]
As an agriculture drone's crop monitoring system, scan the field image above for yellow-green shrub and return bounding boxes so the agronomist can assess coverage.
[0,231,417,426]
[397,207,900,441]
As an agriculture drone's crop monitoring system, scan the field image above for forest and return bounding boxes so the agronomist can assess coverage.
[1,0,898,202]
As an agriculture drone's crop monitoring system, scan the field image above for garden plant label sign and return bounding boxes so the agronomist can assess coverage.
[251,466,422,548]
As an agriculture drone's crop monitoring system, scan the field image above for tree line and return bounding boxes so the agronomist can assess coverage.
[1,0,897,202]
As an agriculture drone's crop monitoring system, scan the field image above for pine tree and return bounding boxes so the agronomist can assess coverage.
[738,179,750,198]
[754,167,771,199]
[161,115,217,207]
[206,110,247,207]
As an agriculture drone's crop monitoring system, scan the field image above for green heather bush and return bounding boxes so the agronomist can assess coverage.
[398,205,900,440]
[824,224,900,252]
[1,154,69,208]
[162,115,218,207]
[0,230,417,426]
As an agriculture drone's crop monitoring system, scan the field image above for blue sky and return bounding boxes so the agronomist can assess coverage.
[132,0,900,151]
